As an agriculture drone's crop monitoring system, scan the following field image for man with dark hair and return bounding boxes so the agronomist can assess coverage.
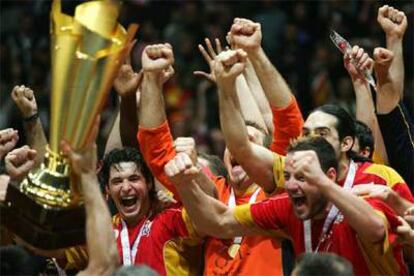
[353,121,374,159]
[165,136,407,275]
[65,146,202,276]
[292,253,353,276]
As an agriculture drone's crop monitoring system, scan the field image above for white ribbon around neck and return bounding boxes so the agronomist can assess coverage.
[120,218,151,265]
[304,160,357,253]
[228,186,261,244]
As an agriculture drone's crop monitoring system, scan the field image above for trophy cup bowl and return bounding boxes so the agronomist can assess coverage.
[1,0,137,249]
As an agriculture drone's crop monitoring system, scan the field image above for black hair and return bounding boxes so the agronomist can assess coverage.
[287,136,338,173]
[99,147,155,201]
[354,120,374,159]
[294,253,353,276]
[311,104,370,162]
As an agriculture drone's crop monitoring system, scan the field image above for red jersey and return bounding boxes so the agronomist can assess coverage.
[64,208,200,276]
[234,194,407,275]
[339,161,414,202]
[138,121,284,276]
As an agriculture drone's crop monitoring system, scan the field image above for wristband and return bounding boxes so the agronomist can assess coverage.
[23,113,39,122]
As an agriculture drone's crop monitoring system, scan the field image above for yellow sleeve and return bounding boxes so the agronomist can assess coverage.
[273,153,286,189]
[181,209,203,242]
[233,204,288,239]
[64,246,88,271]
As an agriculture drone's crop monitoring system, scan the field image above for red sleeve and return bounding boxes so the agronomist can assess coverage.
[392,183,414,203]
[250,194,291,231]
[270,97,304,155]
[138,121,179,198]
[159,208,199,239]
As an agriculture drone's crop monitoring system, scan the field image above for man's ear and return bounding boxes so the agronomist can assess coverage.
[341,136,354,153]
[326,167,337,182]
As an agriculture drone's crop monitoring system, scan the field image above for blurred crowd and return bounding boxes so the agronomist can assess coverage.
[1,0,413,157]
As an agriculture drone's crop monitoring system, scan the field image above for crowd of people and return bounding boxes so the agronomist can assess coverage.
[1,1,414,276]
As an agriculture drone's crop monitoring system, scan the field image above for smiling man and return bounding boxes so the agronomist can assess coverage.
[166,137,408,275]
[64,147,201,276]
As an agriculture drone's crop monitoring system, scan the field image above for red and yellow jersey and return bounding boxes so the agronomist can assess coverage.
[339,161,414,202]
[234,195,407,276]
[273,157,414,202]
[65,208,201,276]
[204,181,283,276]
[138,121,284,275]
[270,97,304,156]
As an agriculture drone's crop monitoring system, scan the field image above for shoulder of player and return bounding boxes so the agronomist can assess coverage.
[358,162,405,185]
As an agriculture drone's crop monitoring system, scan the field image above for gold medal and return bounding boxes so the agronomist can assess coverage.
[228,243,240,259]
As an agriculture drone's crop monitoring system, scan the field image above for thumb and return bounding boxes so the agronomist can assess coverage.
[27,149,37,160]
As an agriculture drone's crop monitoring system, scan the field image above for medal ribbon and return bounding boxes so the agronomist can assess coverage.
[228,186,261,245]
[304,160,357,253]
[120,218,151,265]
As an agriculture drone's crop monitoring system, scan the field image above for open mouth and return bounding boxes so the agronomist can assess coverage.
[291,196,307,207]
[121,196,138,207]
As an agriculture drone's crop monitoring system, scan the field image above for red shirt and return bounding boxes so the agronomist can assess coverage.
[112,208,200,276]
[234,194,407,275]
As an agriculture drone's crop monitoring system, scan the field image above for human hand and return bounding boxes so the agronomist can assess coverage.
[213,49,247,86]
[373,47,398,113]
[174,137,198,165]
[5,146,37,181]
[289,150,328,187]
[396,216,414,245]
[164,152,200,186]
[11,85,38,118]
[344,45,374,82]
[229,18,262,54]
[351,183,393,202]
[142,43,175,85]
[0,128,19,160]
[156,189,178,209]
[0,175,10,202]
[193,38,223,82]
[114,40,143,97]
[403,206,414,228]
[60,116,100,176]
[377,5,407,39]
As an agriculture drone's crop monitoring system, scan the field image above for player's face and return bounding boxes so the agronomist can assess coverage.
[303,111,341,159]
[284,154,328,220]
[224,126,265,188]
[107,162,151,225]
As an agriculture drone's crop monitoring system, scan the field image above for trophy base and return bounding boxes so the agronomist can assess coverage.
[1,182,86,250]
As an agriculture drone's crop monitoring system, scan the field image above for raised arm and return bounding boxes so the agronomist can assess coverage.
[11,85,47,167]
[373,47,414,190]
[292,150,386,243]
[194,38,267,132]
[230,18,292,109]
[164,152,254,238]
[377,5,407,99]
[114,40,143,148]
[343,45,388,164]
[215,49,276,192]
[229,18,303,155]
[62,118,119,276]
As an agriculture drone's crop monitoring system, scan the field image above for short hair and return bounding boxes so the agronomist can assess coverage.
[245,120,272,149]
[100,147,153,187]
[294,253,353,276]
[354,121,374,159]
[312,104,355,144]
[287,136,338,173]
[198,152,228,178]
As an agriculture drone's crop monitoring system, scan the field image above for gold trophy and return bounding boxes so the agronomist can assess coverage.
[1,0,137,249]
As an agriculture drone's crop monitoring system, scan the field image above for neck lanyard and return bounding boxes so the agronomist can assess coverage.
[304,160,357,253]
[228,187,261,244]
[120,218,151,265]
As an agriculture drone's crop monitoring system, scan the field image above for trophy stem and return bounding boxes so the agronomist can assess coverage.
[20,146,83,208]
